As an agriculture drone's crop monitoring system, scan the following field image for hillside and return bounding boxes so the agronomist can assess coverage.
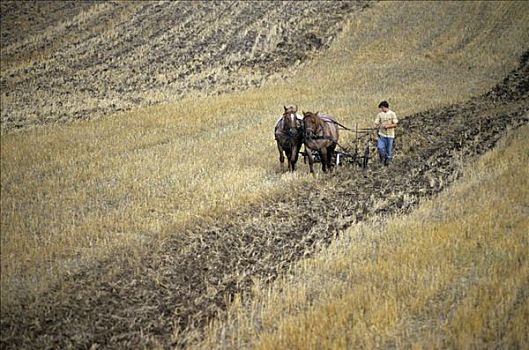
[202,119,529,350]
[1,1,529,349]
[2,50,527,349]
[1,1,365,131]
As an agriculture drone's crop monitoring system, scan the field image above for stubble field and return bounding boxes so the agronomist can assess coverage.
[1,1,528,349]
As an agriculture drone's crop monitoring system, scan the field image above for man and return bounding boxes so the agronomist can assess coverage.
[373,100,398,166]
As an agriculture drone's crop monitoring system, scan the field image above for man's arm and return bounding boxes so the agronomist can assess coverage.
[382,122,397,130]
[383,114,398,129]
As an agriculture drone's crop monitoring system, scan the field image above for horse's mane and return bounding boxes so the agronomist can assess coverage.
[304,111,324,129]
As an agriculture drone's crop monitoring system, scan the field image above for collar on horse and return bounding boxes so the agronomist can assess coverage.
[276,113,303,141]
[304,116,337,141]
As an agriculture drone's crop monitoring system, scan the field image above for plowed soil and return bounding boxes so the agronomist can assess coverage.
[1,52,527,349]
[0,1,366,131]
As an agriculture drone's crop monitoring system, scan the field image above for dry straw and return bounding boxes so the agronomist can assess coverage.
[1,1,529,319]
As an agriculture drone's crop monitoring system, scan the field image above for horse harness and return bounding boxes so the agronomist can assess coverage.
[282,111,303,138]
[304,119,337,142]
[279,112,344,142]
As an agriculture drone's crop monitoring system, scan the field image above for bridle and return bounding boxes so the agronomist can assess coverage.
[303,114,342,143]
[304,115,324,140]
[282,111,302,138]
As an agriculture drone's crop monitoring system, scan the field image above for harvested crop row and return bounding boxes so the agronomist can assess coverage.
[1,52,527,349]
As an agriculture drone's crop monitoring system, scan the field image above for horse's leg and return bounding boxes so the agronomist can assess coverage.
[287,148,294,172]
[328,144,336,172]
[277,142,285,169]
[290,144,299,172]
[306,146,315,173]
[320,148,328,173]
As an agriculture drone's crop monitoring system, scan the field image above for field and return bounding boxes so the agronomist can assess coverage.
[1,1,364,130]
[1,1,529,349]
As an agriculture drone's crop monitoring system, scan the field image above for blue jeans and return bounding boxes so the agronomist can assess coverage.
[377,136,394,163]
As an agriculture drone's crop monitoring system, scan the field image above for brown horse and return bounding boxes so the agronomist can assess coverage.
[302,111,339,173]
[274,106,303,171]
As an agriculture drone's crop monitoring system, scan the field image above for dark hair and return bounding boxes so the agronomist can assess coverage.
[378,100,389,108]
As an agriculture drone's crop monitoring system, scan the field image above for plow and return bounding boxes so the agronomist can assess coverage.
[302,123,378,169]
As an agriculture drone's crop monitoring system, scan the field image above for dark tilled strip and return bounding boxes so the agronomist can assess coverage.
[1,58,527,349]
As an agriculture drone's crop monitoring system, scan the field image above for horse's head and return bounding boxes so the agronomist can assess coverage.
[303,111,322,139]
[282,105,301,137]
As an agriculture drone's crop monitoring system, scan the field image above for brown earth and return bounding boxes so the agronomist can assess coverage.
[0,1,367,131]
[1,51,527,349]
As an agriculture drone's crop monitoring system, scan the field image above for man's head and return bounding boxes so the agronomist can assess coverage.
[378,100,389,112]
[378,101,389,108]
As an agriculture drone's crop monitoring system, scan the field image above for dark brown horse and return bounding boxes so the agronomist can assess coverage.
[302,111,339,173]
[274,105,303,171]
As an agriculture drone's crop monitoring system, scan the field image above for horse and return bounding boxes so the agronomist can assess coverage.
[274,105,304,172]
[302,111,339,173]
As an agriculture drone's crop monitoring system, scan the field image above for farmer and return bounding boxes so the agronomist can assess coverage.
[373,100,398,166]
